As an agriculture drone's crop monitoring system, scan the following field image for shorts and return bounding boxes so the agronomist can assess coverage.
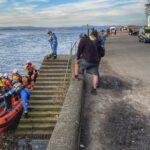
[77,59,99,75]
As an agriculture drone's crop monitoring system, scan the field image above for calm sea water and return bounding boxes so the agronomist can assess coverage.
[0,27,87,75]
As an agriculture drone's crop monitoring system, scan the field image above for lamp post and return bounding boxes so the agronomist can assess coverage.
[145,3,150,26]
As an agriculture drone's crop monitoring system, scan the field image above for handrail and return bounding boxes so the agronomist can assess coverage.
[54,40,78,103]
[63,40,78,84]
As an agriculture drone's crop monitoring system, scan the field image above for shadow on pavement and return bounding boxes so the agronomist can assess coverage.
[99,75,132,91]
[103,101,150,150]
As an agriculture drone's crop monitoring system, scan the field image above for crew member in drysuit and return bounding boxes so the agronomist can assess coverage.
[47,31,58,59]
[24,60,35,77]
[3,81,21,111]
[19,84,30,118]
[3,81,30,118]
[11,69,22,83]
[0,73,5,91]
[3,73,13,90]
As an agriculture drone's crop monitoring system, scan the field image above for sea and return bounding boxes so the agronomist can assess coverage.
[0,26,111,76]
[0,26,109,150]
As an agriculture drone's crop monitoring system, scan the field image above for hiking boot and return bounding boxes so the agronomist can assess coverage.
[91,88,97,95]
[4,107,8,112]
[53,55,57,59]
[22,112,28,119]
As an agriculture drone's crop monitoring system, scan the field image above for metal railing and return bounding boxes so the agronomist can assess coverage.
[63,41,78,84]
[54,40,78,103]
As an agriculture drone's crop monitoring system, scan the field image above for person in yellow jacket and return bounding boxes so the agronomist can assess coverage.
[11,69,22,83]
[24,60,35,77]
[0,73,5,87]
[0,73,5,95]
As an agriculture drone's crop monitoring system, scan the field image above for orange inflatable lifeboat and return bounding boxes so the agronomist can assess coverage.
[0,97,23,132]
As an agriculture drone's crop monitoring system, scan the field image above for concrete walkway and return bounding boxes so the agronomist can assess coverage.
[80,33,150,150]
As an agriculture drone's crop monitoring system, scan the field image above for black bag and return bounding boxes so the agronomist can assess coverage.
[100,46,105,57]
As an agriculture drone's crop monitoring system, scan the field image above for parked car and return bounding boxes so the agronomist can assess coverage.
[138,26,150,43]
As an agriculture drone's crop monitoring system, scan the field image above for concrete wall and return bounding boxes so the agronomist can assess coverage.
[47,76,84,150]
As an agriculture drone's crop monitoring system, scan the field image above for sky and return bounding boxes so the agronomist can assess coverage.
[0,0,148,27]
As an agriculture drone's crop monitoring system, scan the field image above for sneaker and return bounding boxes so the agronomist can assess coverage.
[91,88,97,95]
[73,75,80,81]
[97,84,100,88]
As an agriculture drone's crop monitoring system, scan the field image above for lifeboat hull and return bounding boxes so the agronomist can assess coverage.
[0,100,23,132]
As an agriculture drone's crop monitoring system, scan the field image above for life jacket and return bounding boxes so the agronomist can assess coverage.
[25,64,35,72]
[5,78,13,89]
[22,76,29,87]
[0,79,5,87]
[12,73,22,82]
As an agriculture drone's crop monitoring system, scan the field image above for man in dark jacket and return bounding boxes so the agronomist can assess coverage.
[74,30,103,94]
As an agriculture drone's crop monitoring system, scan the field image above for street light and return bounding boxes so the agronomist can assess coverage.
[145,3,150,26]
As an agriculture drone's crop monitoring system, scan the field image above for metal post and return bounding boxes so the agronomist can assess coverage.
[87,24,89,36]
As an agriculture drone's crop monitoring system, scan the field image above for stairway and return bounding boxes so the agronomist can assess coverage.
[15,56,71,138]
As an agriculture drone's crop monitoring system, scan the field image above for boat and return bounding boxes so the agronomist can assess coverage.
[0,97,23,132]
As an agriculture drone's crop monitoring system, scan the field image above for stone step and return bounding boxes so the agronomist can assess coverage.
[31,89,64,92]
[17,123,56,130]
[15,130,52,138]
[30,100,63,105]
[42,62,67,65]
[41,66,67,69]
[29,105,62,111]
[43,57,68,63]
[35,81,64,86]
[38,73,66,77]
[31,91,64,96]
[41,64,67,67]
[36,77,66,81]
[28,111,60,117]
[40,69,68,73]
[33,85,61,90]
[30,95,64,100]
[20,117,57,124]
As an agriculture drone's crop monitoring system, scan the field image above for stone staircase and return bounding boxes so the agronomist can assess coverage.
[15,56,71,138]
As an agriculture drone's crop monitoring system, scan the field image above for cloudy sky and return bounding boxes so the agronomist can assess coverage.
[0,0,148,27]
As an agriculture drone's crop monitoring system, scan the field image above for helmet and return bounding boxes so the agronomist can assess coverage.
[26,60,31,64]
[3,73,8,78]
[0,73,3,78]
[12,69,18,74]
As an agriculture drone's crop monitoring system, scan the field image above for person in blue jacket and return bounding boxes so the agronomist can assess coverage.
[4,81,30,118]
[47,31,58,59]
[100,30,106,48]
